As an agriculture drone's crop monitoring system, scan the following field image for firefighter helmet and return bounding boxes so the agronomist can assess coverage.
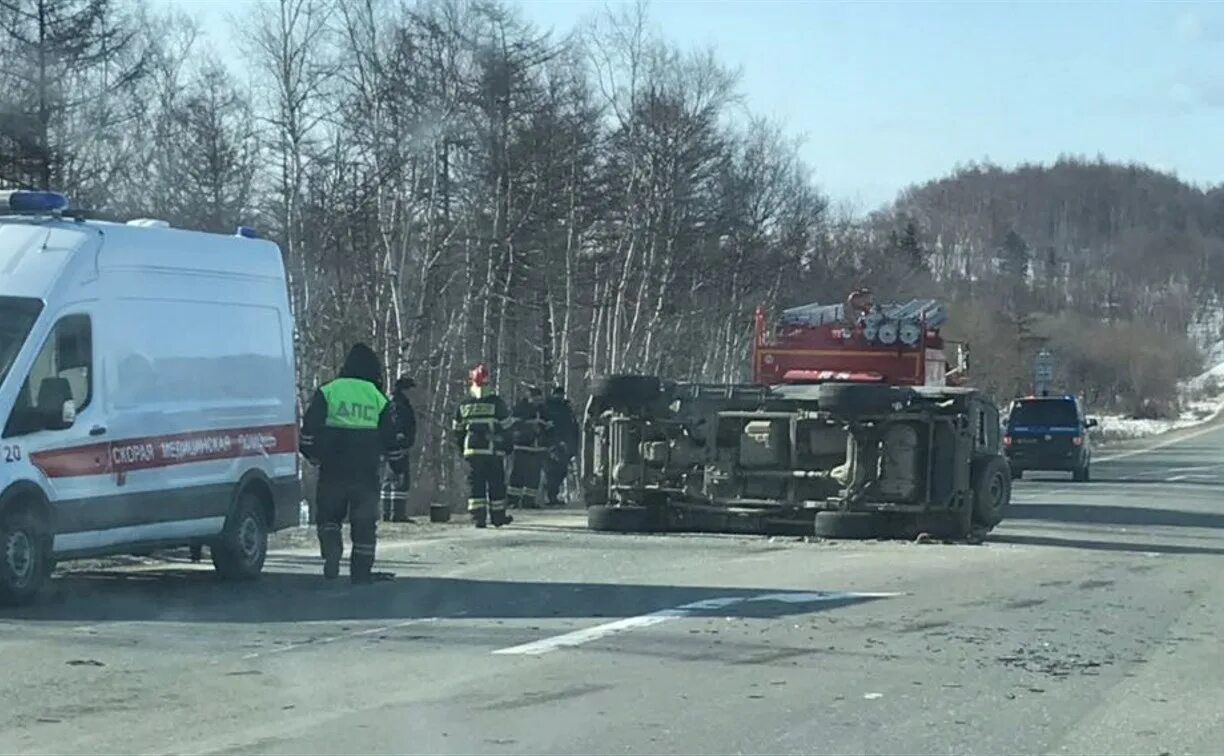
[469,364,490,387]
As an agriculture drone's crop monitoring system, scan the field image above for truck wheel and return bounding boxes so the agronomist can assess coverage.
[0,508,51,606]
[212,492,268,581]
[812,511,890,539]
[817,383,909,416]
[587,505,664,533]
[971,457,1010,529]
[590,375,662,405]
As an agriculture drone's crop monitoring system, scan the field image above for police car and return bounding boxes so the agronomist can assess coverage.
[0,190,300,604]
[1003,394,1098,481]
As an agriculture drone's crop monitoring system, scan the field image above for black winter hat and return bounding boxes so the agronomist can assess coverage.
[340,342,383,389]
[395,375,416,391]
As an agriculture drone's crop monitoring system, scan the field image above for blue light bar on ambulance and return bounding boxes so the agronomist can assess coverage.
[236,226,258,239]
[0,190,68,214]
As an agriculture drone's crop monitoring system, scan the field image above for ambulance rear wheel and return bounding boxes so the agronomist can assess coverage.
[212,492,268,581]
[0,508,51,606]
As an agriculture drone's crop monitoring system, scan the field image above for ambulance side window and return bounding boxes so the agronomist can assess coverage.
[3,315,92,438]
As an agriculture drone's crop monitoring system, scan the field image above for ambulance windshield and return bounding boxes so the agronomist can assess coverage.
[0,296,42,390]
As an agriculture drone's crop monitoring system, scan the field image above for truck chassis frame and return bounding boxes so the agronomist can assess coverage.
[580,377,1011,540]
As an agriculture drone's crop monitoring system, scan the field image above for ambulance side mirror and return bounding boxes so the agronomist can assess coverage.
[61,400,77,427]
[43,400,76,432]
[35,377,76,431]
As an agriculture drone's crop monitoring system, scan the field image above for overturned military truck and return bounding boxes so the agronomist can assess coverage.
[579,291,1012,540]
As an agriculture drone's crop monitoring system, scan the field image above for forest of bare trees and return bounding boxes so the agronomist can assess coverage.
[2,0,1221,505]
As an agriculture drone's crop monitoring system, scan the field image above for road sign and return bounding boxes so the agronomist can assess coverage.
[1035,350,1053,380]
[1034,350,1054,395]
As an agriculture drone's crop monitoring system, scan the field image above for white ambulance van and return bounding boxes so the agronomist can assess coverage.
[0,190,300,604]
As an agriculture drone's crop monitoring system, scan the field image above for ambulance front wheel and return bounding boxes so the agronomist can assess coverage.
[0,507,52,606]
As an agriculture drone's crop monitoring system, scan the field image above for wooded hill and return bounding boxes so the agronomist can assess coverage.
[0,0,1217,504]
[881,158,1220,415]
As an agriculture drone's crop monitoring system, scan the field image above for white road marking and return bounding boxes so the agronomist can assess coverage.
[1165,474,1219,483]
[491,590,903,656]
[1012,487,1074,497]
[1163,464,1224,474]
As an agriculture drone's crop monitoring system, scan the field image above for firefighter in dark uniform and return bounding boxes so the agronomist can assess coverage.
[507,385,552,509]
[452,364,514,528]
[381,375,417,522]
[300,343,406,583]
[543,385,579,507]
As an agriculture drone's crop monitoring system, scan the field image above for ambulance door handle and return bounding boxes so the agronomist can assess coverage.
[89,425,107,437]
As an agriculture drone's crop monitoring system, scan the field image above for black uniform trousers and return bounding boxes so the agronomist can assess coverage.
[507,446,545,508]
[316,474,379,578]
[381,462,410,521]
[466,453,508,514]
[544,446,571,504]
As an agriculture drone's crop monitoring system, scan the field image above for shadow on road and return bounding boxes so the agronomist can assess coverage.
[991,532,1224,557]
[5,572,891,625]
[1008,503,1224,529]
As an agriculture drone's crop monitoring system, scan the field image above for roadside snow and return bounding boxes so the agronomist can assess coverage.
[1093,399,1222,443]
[1093,310,1224,443]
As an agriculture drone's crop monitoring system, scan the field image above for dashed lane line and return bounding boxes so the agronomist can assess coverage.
[240,615,453,660]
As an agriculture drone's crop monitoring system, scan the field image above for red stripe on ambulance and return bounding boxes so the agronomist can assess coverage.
[29,423,298,479]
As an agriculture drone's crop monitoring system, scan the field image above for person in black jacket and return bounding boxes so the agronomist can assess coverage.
[507,385,551,509]
[381,375,417,522]
[300,343,406,583]
[543,385,579,507]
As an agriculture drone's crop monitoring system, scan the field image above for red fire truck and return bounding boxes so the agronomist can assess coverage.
[580,288,1008,541]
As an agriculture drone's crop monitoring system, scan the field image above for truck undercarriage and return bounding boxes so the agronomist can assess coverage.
[580,377,1011,540]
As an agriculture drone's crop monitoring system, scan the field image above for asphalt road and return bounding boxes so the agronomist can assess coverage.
[3,423,1224,756]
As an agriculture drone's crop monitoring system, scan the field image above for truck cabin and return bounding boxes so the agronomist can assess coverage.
[752,291,964,388]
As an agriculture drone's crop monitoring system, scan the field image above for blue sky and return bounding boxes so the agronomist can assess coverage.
[162,0,1224,210]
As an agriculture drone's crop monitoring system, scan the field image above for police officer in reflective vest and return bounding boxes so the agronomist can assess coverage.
[300,343,406,583]
[452,364,514,528]
[507,385,552,509]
